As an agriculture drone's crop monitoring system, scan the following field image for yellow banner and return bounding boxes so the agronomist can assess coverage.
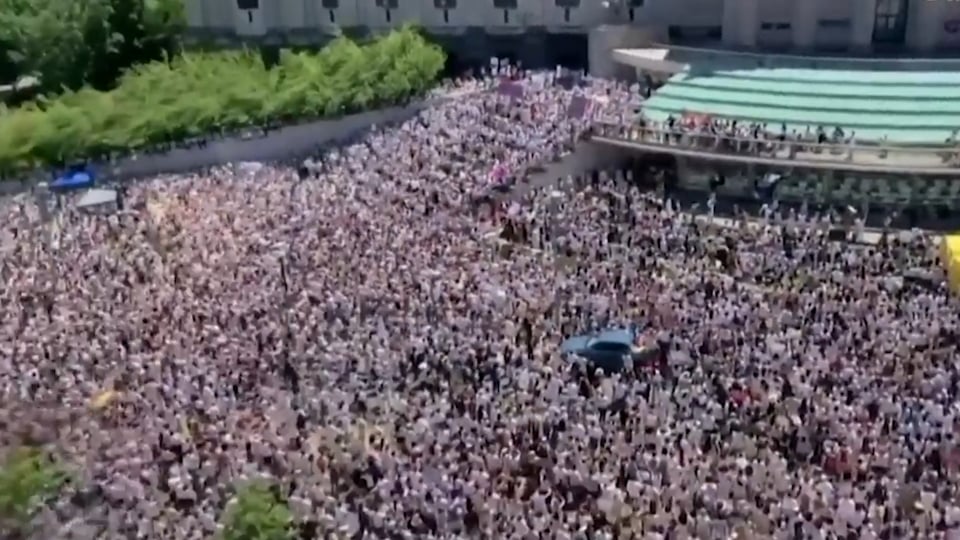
[943,235,960,294]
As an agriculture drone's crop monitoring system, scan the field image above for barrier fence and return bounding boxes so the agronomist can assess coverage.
[589,122,960,171]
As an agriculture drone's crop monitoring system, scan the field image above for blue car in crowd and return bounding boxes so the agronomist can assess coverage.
[560,326,658,373]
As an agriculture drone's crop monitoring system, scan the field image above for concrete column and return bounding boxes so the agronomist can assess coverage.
[722,0,759,48]
[738,0,760,48]
[792,0,818,50]
[850,0,877,52]
[907,0,945,52]
[721,0,740,47]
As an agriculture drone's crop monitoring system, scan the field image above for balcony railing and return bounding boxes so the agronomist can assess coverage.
[589,122,960,171]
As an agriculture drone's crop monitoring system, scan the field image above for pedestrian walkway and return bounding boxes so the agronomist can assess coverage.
[591,131,960,175]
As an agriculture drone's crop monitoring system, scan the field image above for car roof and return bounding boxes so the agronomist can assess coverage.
[589,328,634,346]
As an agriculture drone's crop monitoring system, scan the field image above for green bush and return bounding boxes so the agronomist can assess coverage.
[0,26,445,173]
[0,0,186,93]
[0,447,69,534]
[221,481,295,540]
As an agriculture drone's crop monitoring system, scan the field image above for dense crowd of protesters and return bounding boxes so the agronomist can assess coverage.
[0,70,957,540]
[597,112,960,167]
[594,115,864,160]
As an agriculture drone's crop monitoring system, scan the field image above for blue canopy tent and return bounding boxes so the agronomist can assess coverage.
[50,166,95,192]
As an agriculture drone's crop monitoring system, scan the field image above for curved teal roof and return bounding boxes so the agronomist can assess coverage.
[643,68,960,144]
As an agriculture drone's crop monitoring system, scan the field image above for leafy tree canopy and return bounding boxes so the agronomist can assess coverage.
[0,0,185,92]
[0,447,69,535]
[0,26,446,173]
[221,481,295,540]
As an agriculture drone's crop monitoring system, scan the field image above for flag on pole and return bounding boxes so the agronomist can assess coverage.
[90,390,120,410]
[567,94,593,119]
[489,161,508,184]
[497,78,525,100]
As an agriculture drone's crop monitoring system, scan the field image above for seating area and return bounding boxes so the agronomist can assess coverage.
[776,175,960,209]
[643,68,960,145]
[676,163,960,212]
[681,170,960,216]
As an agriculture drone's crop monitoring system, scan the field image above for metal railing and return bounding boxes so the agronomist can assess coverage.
[589,122,960,169]
[651,43,960,71]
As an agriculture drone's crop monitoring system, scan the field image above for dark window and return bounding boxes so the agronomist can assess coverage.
[375,0,399,8]
[236,0,258,9]
[591,342,629,353]
[875,0,901,16]
[329,10,336,22]
[878,16,897,30]
[872,0,907,43]
[667,25,721,41]
[443,9,449,22]
[817,18,850,29]
[247,11,253,23]
[321,0,339,8]
[555,0,580,7]
[493,0,517,8]
[629,0,643,23]
[760,21,791,30]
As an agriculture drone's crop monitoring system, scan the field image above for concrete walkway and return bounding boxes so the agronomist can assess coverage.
[592,135,960,176]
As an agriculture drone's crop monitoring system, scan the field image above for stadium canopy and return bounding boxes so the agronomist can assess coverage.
[611,48,687,74]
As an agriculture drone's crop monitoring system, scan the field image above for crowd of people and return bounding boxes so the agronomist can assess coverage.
[593,116,865,161]
[0,70,958,540]
[599,110,960,168]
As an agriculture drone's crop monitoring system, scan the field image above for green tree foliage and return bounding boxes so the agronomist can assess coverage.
[0,27,445,172]
[221,481,295,540]
[0,447,69,534]
[0,0,185,92]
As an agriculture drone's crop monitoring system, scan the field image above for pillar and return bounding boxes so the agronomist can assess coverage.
[850,0,877,52]
[792,0,818,50]
[739,0,760,48]
[721,0,760,48]
[906,0,945,52]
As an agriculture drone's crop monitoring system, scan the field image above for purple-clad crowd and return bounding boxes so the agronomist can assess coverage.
[0,72,958,540]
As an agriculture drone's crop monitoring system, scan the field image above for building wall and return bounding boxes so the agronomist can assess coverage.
[185,0,960,56]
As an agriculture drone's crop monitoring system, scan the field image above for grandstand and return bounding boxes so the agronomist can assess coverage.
[594,47,960,228]
[643,68,960,145]
[617,47,960,145]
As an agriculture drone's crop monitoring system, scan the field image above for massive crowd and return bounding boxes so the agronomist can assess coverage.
[593,116,863,161]
[0,70,958,540]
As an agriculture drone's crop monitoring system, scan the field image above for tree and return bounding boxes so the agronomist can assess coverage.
[0,0,185,93]
[85,0,186,91]
[0,0,94,91]
[0,447,69,536]
[221,481,295,540]
[0,27,447,171]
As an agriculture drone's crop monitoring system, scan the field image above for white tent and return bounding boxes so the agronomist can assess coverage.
[76,188,118,214]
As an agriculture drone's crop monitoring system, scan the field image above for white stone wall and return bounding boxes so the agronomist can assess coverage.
[183,0,960,54]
